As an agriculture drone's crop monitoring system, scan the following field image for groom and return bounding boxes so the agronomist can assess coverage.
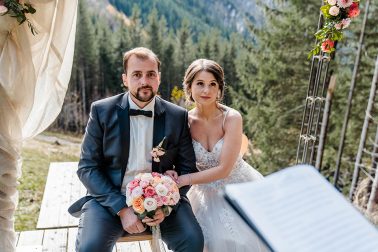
[68,47,204,252]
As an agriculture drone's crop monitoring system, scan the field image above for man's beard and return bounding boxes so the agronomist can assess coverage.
[131,86,155,102]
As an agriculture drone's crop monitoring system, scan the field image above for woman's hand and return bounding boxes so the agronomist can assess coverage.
[177,174,191,188]
[142,208,165,227]
[164,170,178,182]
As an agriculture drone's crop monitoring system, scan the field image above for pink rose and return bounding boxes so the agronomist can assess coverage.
[152,172,162,178]
[329,6,339,16]
[321,39,335,53]
[337,0,353,8]
[140,180,150,188]
[348,2,360,18]
[127,179,140,190]
[341,18,351,28]
[144,186,156,197]
[154,195,164,207]
[161,196,170,205]
[334,18,351,30]
[0,6,8,15]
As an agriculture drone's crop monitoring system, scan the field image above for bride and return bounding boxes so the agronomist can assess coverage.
[166,59,269,252]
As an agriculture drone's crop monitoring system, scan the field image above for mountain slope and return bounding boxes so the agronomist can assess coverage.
[107,0,266,36]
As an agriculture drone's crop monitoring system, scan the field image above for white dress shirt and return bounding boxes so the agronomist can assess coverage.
[121,95,155,195]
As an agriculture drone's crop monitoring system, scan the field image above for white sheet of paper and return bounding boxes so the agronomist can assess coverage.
[225,165,378,252]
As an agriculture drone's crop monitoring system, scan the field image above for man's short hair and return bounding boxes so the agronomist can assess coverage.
[123,47,161,73]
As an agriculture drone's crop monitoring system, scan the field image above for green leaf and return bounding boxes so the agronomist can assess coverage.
[146,211,155,219]
[136,211,147,220]
[320,5,331,19]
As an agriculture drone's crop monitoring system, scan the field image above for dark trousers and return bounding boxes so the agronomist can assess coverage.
[76,199,204,252]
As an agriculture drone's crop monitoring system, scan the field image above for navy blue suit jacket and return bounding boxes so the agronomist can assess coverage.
[68,93,197,217]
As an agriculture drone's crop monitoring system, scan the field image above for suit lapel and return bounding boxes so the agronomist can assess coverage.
[152,97,166,172]
[117,93,130,182]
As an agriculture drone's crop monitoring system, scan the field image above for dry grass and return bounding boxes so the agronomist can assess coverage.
[352,177,378,225]
[15,132,81,231]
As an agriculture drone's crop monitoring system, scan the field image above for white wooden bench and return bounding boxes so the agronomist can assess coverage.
[16,228,153,252]
[34,162,170,251]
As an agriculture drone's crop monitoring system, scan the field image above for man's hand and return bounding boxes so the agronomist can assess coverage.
[142,208,165,227]
[119,207,147,234]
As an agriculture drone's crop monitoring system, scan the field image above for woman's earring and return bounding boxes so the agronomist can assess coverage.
[188,92,193,101]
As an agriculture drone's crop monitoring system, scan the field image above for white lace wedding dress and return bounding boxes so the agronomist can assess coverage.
[188,137,269,252]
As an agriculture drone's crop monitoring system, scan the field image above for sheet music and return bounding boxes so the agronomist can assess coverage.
[225,165,378,252]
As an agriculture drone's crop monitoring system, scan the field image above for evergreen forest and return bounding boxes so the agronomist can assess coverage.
[54,0,378,193]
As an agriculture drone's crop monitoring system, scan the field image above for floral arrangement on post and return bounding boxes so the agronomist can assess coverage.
[308,0,361,58]
[0,0,37,35]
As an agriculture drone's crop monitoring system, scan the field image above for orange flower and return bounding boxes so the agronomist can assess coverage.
[132,196,145,214]
[321,39,335,53]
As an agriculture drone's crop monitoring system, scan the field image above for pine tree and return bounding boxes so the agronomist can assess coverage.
[160,34,176,99]
[129,4,145,48]
[146,8,164,57]
[322,2,378,191]
[175,19,196,85]
[59,0,98,132]
[231,1,319,173]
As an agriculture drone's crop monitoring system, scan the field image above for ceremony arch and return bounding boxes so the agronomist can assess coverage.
[0,1,78,251]
[296,0,377,222]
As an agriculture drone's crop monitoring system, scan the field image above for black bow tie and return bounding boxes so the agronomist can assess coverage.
[129,108,153,118]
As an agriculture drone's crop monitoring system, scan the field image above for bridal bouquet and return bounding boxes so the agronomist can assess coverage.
[126,172,180,218]
[126,172,180,252]
[309,0,361,58]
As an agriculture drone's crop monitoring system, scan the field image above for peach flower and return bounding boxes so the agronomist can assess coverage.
[132,196,145,214]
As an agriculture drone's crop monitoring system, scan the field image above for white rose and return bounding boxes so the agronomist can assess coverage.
[126,197,133,207]
[126,188,132,198]
[131,186,143,198]
[327,0,337,5]
[329,6,340,16]
[144,197,158,212]
[155,184,168,196]
[141,173,154,182]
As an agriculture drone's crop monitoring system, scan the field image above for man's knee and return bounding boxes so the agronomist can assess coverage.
[185,229,204,251]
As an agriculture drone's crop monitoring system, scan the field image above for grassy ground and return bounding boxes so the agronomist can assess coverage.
[15,131,81,231]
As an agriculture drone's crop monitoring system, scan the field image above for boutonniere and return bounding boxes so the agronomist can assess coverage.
[151,137,166,162]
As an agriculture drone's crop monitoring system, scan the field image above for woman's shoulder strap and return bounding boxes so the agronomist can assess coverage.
[222,108,231,130]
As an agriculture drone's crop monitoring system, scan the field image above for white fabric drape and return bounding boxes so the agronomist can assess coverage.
[0,1,77,251]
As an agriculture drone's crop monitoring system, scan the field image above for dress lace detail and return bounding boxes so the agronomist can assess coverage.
[188,138,269,252]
